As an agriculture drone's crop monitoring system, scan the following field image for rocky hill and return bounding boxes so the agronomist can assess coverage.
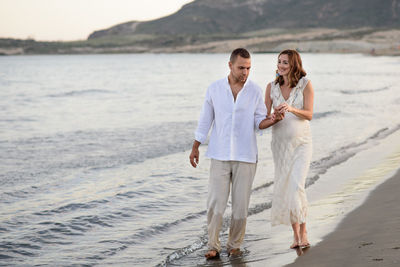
[89,0,400,38]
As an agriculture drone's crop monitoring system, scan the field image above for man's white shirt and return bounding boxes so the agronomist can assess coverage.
[195,77,267,163]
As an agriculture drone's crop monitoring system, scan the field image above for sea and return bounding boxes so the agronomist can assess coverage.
[1,53,400,266]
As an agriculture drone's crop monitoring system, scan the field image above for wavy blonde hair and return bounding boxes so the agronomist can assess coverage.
[275,49,307,88]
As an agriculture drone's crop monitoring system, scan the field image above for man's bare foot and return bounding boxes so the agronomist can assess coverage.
[228,248,241,257]
[205,250,220,260]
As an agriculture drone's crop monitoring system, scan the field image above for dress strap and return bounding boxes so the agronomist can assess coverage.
[270,81,281,106]
[298,77,309,93]
[269,81,275,100]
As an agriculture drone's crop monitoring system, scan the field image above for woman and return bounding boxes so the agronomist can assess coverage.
[265,49,314,249]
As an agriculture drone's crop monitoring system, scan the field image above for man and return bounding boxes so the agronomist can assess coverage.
[189,48,282,259]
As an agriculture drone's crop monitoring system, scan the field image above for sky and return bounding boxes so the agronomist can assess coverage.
[0,0,194,41]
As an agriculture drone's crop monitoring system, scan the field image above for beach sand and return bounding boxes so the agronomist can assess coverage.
[286,168,400,267]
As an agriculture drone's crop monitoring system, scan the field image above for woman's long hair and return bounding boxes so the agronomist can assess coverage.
[275,49,307,88]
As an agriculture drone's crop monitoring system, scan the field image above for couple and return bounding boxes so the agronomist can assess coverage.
[189,48,314,259]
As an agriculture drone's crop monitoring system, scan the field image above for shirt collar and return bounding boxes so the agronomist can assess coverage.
[225,75,250,90]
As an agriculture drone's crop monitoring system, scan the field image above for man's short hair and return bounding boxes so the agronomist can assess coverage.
[230,48,250,63]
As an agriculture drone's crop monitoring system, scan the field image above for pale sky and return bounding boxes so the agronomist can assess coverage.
[0,0,194,41]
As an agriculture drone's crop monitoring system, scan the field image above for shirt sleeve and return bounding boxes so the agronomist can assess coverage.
[195,87,214,143]
[254,89,268,130]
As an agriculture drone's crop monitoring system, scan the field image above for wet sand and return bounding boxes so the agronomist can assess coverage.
[178,130,400,267]
[286,168,400,267]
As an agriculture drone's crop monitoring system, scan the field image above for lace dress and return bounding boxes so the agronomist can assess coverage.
[270,77,312,226]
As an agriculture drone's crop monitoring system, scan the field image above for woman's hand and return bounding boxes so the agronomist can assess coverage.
[276,103,293,113]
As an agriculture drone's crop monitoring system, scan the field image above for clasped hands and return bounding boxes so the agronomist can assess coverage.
[269,103,292,121]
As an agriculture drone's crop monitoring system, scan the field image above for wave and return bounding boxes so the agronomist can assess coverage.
[252,181,273,192]
[131,210,206,241]
[0,121,197,190]
[46,89,115,98]
[120,181,273,246]
[33,199,109,216]
[157,200,274,266]
[42,210,208,264]
[157,237,207,267]
[340,86,390,95]
[306,124,400,187]
[0,117,37,122]
[313,110,339,119]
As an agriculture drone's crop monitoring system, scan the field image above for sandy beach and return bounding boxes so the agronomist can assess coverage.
[286,168,400,267]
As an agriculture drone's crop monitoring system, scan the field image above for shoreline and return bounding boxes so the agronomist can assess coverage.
[1,28,399,56]
[1,47,398,57]
[286,168,400,267]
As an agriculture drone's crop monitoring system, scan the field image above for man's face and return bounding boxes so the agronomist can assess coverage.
[229,56,251,83]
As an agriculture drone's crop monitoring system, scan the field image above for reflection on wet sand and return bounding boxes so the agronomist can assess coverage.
[294,246,310,257]
[310,146,400,228]
[199,250,249,267]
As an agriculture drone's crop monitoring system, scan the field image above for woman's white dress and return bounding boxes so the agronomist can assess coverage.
[270,77,312,226]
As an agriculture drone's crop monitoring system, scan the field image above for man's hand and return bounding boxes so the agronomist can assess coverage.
[189,141,201,168]
[273,110,285,122]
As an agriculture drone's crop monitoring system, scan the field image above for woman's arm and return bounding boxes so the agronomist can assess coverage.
[277,81,314,120]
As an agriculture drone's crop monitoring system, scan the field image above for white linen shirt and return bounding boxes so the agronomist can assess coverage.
[195,77,267,163]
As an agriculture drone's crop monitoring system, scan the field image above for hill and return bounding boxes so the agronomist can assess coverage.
[1,0,399,55]
[89,0,400,38]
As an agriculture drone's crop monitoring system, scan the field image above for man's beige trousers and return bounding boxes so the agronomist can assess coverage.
[207,159,257,252]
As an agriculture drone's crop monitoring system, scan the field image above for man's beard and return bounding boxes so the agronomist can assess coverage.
[233,73,247,83]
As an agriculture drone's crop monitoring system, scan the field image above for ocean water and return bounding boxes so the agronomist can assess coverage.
[1,53,400,266]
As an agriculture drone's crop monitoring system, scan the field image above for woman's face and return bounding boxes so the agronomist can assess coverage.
[277,54,290,76]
